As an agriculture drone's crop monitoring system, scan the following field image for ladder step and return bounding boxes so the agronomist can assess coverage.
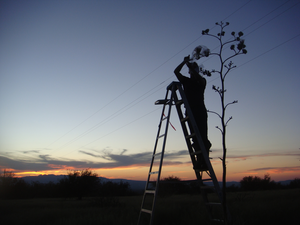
[154,152,162,157]
[158,134,165,139]
[155,99,169,105]
[185,133,195,139]
[138,83,228,225]
[202,178,213,182]
[149,171,159,175]
[181,116,189,122]
[190,150,202,155]
[175,100,183,105]
[141,208,152,214]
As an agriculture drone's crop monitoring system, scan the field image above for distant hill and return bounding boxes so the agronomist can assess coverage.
[21,174,64,184]
[20,175,146,191]
[19,175,292,192]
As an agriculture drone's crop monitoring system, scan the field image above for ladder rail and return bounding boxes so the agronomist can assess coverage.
[170,84,201,180]
[149,87,173,225]
[138,87,174,225]
[138,81,230,224]
[173,82,224,201]
[172,82,230,222]
[143,89,169,192]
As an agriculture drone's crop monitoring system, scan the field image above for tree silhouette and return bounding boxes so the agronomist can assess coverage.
[0,169,17,199]
[158,176,187,196]
[200,21,247,224]
[0,169,31,199]
[289,178,300,188]
[240,174,279,191]
[100,180,131,196]
[59,169,99,200]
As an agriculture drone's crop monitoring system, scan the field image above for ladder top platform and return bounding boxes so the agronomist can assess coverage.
[167,81,181,90]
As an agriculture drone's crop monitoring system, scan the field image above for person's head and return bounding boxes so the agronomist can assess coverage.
[188,62,200,78]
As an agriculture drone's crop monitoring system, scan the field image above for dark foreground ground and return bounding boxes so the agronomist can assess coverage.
[1,189,299,225]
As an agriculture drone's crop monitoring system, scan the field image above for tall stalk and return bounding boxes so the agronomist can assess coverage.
[201,21,247,224]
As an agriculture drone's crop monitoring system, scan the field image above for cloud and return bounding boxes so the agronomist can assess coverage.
[79,149,151,164]
[227,152,300,161]
[39,154,51,161]
[3,148,298,175]
[80,148,189,165]
[249,166,300,173]
[79,150,100,158]
[0,156,50,171]
[120,149,127,155]
[165,150,189,158]
[0,148,191,174]
[22,150,40,154]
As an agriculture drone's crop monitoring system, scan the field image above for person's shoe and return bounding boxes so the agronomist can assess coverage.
[193,161,208,171]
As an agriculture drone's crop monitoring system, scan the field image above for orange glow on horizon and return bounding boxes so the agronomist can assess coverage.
[47,164,77,170]
[14,170,67,178]
[3,162,300,182]
[96,165,146,171]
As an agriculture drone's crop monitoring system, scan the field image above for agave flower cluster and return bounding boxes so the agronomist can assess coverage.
[202,21,247,55]
[230,31,247,54]
[192,45,211,60]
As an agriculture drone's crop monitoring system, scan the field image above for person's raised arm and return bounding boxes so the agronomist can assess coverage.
[174,56,190,81]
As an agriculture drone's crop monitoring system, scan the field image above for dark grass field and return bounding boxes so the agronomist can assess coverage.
[1,189,299,225]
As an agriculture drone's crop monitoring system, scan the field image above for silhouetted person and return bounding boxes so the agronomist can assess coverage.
[174,55,211,171]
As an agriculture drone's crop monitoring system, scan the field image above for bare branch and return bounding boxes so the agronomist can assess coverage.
[223,62,237,79]
[223,67,231,79]
[225,100,238,110]
[223,51,244,65]
[216,126,223,134]
[207,110,222,119]
[203,33,221,41]
[212,85,223,98]
[210,69,221,76]
[223,38,238,47]
[225,116,233,126]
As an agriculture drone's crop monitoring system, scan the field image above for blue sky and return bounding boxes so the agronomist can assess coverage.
[1,0,300,181]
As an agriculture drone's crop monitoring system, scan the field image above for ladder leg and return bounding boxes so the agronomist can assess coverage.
[138,82,230,224]
[138,88,174,225]
[171,82,229,223]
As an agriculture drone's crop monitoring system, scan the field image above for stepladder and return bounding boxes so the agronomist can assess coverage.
[137,81,229,225]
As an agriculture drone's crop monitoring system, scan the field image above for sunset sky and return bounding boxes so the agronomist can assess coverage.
[1,0,300,182]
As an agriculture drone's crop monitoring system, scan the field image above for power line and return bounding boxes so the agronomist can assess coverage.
[53,76,173,153]
[242,0,291,32]
[245,0,300,37]
[198,0,298,69]
[57,4,300,168]
[222,0,252,22]
[47,39,202,149]
[61,107,162,157]
[205,32,300,85]
[47,1,253,151]
[238,33,300,68]
[77,32,300,154]
[48,1,278,155]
